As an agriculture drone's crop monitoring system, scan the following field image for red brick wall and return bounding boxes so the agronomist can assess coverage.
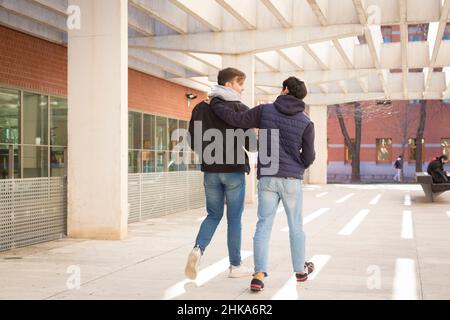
[0,26,207,119]
[128,69,207,120]
[0,25,67,96]
[328,100,450,163]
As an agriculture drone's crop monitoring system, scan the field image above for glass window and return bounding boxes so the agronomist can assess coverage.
[142,150,155,173]
[50,147,66,177]
[128,150,141,174]
[23,146,48,178]
[408,34,422,41]
[409,99,421,105]
[376,138,392,162]
[345,139,355,163]
[129,112,142,150]
[168,153,179,172]
[0,144,20,179]
[50,97,68,146]
[128,114,192,173]
[189,152,200,171]
[0,88,20,145]
[179,120,190,151]
[169,118,178,151]
[442,138,450,157]
[156,151,168,172]
[23,93,48,145]
[143,114,155,150]
[408,138,425,161]
[178,121,191,171]
[155,116,168,151]
[178,151,188,172]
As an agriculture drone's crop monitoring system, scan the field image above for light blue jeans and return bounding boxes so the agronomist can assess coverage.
[195,172,246,267]
[254,177,305,275]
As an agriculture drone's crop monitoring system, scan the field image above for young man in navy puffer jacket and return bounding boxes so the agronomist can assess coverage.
[210,77,316,292]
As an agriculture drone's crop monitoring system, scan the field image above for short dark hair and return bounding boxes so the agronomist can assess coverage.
[282,77,307,100]
[218,68,246,86]
[439,154,449,161]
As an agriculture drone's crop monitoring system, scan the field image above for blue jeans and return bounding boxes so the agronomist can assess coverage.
[254,177,305,275]
[195,172,246,266]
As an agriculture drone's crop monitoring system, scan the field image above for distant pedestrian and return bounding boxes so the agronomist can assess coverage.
[393,155,403,182]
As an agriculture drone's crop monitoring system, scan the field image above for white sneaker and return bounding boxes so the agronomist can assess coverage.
[185,247,202,280]
[228,264,253,278]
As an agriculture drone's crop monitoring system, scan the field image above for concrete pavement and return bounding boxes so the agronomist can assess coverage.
[1,184,449,300]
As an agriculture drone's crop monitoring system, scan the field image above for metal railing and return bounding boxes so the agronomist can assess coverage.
[0,172,205,251]
[0,177,67,252]
[128,171,205,223]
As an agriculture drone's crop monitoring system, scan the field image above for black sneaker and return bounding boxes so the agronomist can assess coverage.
[296,262,315,282]
[250,272,265,292]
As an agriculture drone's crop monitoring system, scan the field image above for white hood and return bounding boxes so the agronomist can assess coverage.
[208,85,241,102]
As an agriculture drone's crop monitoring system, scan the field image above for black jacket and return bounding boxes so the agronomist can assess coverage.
[427,159,449,183]
[210,95,316,179]
[188,100,256,174]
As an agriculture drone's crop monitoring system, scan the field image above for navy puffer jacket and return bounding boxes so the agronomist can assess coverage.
[211,95,316,180]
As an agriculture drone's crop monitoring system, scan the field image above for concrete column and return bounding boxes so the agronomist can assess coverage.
[223,54,256,203]
[308,105,328,184]
[68,0,128,239]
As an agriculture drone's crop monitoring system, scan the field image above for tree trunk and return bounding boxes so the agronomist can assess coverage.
[352,102,362,182]
[415,100,427,172]
[400,103,409,181]
[335,104,361,182]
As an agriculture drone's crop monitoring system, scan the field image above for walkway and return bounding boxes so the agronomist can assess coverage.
[1,184,449,300]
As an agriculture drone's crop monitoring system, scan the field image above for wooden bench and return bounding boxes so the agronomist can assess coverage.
[415,172,450,202]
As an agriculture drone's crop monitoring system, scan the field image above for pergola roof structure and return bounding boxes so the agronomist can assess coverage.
[1,0,450,105]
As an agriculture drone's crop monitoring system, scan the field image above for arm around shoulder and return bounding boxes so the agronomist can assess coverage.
[210,98,262,129]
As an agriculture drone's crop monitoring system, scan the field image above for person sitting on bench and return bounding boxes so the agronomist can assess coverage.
[427,154,449,184]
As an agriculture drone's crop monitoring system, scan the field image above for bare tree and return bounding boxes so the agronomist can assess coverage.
[335,103,361,182]
[331,101,399,182]
[415,100,427,172]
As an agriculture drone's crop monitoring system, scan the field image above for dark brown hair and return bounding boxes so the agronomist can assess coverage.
[218,68,246,86]
[282,77,308,100]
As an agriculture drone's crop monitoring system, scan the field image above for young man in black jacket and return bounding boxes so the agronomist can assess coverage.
[184,68,256,280]
[210,77,316,292]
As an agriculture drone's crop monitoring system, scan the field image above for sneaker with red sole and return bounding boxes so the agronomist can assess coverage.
[296,261,315,282]
[250,272,265,292]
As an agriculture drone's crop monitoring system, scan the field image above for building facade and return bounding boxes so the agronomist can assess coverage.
[0,25,207,251]
[327,100,450,182]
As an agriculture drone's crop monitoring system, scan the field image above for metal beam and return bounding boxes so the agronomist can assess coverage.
[352,0,390,98]
[261,0,293,28]
[400,0,408,99]
[150,49,210,75]
[255,69,379,86]
[424,0,450,97]
[129,0,188,34]
[129,24,364,54]
[0,7,66,44]
[215,0,257,30]
[169,0,222,32]
[1,0,66,32]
